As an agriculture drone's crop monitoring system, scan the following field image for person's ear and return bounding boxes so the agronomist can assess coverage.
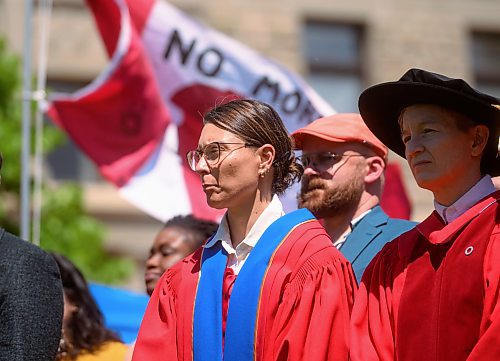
[364,156,385,184]
[470,125,489,157]
[256,144,275,175]
[492,176,500,190]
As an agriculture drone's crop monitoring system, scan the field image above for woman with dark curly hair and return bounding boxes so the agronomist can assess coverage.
[133,99,357,361]
[144,215,219,296]
[51,253,127,361]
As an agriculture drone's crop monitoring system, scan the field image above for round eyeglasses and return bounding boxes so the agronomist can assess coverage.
[186,142,252,171]
[299,151,366,172]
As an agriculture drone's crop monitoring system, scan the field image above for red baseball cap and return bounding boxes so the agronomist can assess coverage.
[291,113,388,159]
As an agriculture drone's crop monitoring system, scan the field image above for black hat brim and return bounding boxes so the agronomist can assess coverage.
[359,81,500,176]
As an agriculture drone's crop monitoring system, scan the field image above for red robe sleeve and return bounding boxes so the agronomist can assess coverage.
[132,270,178,361]
[350,241,406,361]
[467,229,500,360]
[269,248,357,361]
[351,218,500,361]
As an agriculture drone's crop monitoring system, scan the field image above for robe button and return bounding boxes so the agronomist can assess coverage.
[465,246,474,256]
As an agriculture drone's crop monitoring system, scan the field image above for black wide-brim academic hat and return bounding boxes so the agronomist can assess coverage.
[358,68,500,176]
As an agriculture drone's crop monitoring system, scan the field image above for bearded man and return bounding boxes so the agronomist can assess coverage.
[292,113,415,280]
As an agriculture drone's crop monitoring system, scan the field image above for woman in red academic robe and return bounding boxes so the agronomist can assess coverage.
[132,99,357,361]
[351,68,500,360]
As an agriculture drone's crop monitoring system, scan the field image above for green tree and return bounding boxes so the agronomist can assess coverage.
[0,38,133,284]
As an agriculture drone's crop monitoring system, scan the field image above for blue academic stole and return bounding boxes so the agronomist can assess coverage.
[192,208,315,361]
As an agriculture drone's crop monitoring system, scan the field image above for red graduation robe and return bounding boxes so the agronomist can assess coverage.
[350,191,500,361]
[133,214,357,361]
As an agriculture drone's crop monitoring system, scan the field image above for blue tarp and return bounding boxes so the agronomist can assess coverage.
[89,283,149,344]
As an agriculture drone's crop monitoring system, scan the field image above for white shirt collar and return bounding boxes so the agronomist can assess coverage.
[203,195,285,274]
[334,208,372,249]
[351,209,371,228]
[204,195,285,251]
[434,175,496,224]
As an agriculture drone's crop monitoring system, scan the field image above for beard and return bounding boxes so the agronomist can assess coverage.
[298,172,365,219]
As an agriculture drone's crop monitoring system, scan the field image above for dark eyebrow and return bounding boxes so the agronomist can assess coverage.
[400,119,441,132]
[419,119,441,126]
[198,142,218,149]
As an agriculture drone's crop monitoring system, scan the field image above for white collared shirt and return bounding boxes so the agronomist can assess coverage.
[203,195,285,275]
[434,175,496,224]
[335,209,372,249]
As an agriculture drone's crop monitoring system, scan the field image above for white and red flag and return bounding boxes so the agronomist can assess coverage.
[46,0,333,222]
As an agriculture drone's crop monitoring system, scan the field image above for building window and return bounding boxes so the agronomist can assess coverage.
[471,31,500,98]
[45,79,102,182]
[303,20,365,113]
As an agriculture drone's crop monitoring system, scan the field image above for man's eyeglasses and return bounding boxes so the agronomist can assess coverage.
[186,142,252,171]
[299,151,365,172]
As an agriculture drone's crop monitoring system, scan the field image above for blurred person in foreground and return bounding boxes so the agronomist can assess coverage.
[0,153,63,361]
[51,253,127,361]
[292,113,416,281]
[133,99,357,361]
[144,215,218,295]
[350,68,500,360]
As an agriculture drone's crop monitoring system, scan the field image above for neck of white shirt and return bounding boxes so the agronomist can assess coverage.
[204,195,285,274]
[434,175,495,224]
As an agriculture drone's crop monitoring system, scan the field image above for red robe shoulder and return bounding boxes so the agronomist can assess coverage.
[133,219,357,361]
[351,191,500,361]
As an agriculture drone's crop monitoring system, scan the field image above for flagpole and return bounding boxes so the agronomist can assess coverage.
[21,0,34,242]
[32,0,53,247]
